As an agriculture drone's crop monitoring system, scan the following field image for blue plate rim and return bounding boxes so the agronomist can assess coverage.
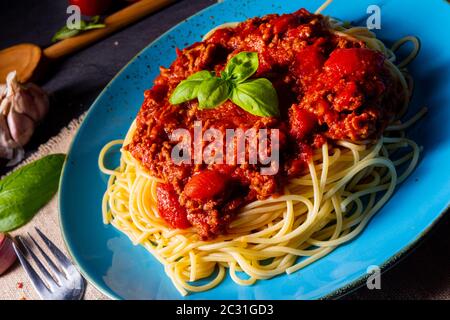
[57,0,450,300]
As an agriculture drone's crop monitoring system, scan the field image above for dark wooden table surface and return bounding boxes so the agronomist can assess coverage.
[0,0,448,300]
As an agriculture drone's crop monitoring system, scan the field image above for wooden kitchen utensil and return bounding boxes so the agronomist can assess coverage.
[0,0,175,84]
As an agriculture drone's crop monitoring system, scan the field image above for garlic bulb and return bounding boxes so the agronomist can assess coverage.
[0,71,49,165]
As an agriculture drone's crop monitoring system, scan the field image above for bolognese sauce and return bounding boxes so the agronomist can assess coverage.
[125,9,402,239]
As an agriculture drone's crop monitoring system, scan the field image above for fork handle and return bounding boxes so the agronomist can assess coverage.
[43,0,176,60]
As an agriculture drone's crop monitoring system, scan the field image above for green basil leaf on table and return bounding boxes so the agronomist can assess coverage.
[82,23,106,31]
[52,16,106,42]
[231,78,279,117]
[0,154,66,232]
[52,26,82,42]
[222,51,259,83]
[198,77,231,109]
[169,71,215,105]
[91,15,101,24]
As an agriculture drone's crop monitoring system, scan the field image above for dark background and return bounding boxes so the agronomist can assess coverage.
[0,0,448,300]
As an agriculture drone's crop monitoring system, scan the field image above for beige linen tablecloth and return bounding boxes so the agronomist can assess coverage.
[0,115,448,300]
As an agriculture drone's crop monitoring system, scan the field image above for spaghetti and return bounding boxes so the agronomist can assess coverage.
[99,8,424,296]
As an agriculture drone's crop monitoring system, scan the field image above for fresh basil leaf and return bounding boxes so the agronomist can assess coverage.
[169,71,215,105]
[51,16,106,42]
[52,26,81,42]
[222,51,259,83]
[231,78,279,117]
[187,70,215,81]
[198,77,231,109]
[91,16,101,24]
[0,154,66,232]
[83,23,106,31]
[79,20,88,29]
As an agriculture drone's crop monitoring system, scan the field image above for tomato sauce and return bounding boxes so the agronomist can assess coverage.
[126,9,401,239]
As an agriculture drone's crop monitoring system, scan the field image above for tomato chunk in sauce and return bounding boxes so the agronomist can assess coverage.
[156,184,191,229]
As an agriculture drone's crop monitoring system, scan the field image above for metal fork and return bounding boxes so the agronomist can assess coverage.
[12,227,86,300]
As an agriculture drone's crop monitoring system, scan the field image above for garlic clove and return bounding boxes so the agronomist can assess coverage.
[7,108,35,147]
[27,83,49,121]
[6,148,25,167]
[0,84,6,99]
[14,89,39,121]
[0,233,17,275]
[0,115,16,159]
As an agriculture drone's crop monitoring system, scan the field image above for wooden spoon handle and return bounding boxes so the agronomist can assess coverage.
[43,0,175,60]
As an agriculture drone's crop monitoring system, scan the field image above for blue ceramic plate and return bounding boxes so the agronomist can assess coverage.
[59,0,450,299]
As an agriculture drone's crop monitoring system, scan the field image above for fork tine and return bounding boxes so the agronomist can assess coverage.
[28,233,66,284]
[35,227,72,271]
[12,241,50,300]
[16,236,59,291]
